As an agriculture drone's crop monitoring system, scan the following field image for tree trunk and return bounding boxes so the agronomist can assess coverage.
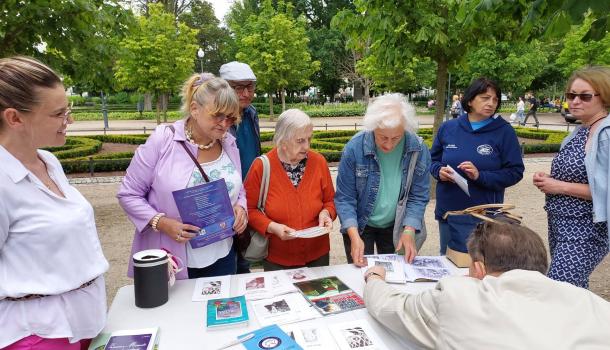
[144,93,153,111]
[281,89,286,112]
[433,57,448,138]
[155,92,161,125]
[161,93,168,123]
[363,77,371,105]
[268,94,274,121]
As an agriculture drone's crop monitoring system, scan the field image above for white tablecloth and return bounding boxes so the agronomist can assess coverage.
[104,260,466,349]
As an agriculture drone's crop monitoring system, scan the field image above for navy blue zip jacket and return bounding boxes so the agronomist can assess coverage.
[430,114,525,220]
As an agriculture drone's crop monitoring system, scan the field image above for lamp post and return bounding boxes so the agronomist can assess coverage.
[197,48,204,73]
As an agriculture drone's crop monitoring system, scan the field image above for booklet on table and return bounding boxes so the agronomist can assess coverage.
[100,327,159,350]
[206,295,249,328]
[293,276,365,316]
[172,179,235,249]
[238,324,303,350]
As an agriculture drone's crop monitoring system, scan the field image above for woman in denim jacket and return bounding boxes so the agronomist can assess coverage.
[533,66,610,289]
[335,94,431,267]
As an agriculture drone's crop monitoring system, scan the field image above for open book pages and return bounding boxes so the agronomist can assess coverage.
[361,254,406,284]
[103,327,159,350]
[237,272,297,300]
[191,275,230,302]
[282,323,338,350]
[251,292,321,327]
[329,320,388,350]
[404,256,454,282]
[288,226,330,239]
[362,254,457,283]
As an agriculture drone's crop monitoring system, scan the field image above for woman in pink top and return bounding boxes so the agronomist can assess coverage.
[117,73,247,279]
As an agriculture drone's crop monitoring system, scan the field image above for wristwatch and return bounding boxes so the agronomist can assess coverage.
[364,271,383,283]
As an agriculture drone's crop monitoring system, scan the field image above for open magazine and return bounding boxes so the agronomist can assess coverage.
[362,254,455,283]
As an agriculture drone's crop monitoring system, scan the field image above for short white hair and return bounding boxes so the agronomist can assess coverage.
[362,93,418,132]
[273,109,313,145]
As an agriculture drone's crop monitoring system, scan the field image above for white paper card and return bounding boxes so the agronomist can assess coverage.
[237,274,273,300]
[284,267,318,282]
[191,275,230,302]
[289,226,329,239]
[447,164,470,196]
[329,320,388,350]
[282,323,338,350]
[251,292,320,327]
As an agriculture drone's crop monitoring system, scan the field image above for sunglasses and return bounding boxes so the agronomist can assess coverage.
[212,113,237,126]
[565,92,600,102]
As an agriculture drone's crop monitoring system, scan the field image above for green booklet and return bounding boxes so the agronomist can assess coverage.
[207,295,250,328]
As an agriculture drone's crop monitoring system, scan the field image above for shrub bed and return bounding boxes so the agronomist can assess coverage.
[55,128,567,173]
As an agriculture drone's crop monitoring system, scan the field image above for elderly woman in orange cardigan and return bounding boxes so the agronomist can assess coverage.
[244,109,336,271]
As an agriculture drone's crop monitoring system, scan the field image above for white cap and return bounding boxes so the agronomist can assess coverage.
[219,61,257,81]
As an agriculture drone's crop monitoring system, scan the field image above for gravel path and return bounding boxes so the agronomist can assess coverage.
[74,157,609,305]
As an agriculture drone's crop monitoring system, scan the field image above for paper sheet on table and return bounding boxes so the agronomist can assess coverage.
[447,164,470,196]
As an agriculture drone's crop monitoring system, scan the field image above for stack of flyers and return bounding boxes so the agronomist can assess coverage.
[293,276,365,316]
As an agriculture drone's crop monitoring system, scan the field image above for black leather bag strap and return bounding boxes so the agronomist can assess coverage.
[168,125,210,183]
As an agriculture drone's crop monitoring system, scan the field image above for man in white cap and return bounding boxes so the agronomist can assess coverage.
[220,61,260,274]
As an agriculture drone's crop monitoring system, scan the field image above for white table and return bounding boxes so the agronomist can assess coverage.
[104,259,465,349]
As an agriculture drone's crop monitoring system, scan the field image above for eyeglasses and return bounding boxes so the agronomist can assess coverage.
[51,101,73,125]
[229,83,255,94]
[565,92,600,102]
[14,101,73,125]
[212,113,238,126]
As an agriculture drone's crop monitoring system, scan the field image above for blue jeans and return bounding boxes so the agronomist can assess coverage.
[187,247,236,279]
[438,220,451,255]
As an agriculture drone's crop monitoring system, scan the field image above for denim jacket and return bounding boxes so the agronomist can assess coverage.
[561,113,610,248]
[335,130,431,248]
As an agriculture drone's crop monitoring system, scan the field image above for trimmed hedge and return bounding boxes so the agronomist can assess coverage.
[55,128,569,173]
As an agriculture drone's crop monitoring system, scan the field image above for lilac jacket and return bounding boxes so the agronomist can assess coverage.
[117,119,246,280]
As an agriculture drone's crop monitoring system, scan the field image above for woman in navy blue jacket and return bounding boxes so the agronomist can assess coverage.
[430,77,524,254]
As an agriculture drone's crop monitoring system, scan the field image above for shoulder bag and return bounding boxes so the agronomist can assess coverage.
[242,155,271,262]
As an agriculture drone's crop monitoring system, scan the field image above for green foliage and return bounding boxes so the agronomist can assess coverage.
[45,137,102,160]
[555,16,610,77]
[232,0,320,101]
[455,41,549,96]
[114,4,198,101]
[53,128,568,173]
[71,111,183,121]
[179,0,234,74]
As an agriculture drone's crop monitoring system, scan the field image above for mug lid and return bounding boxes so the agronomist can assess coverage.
[133,249,168,264]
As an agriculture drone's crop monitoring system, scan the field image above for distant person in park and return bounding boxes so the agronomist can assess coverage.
[430,77,524,255]
[0,56,108,349]
[450,94,461,119]
[516,96,526,125]
[244,109,336,271]
[118,73,247,279]
[533,66,610,289]
[335,93,430,267]
[523,92,539,127]
[363,221,610,349]
[220,61,260,274]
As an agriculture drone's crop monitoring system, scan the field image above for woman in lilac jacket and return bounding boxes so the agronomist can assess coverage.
[117,73,247,279]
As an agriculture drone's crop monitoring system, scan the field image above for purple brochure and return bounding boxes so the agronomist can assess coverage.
[172,178,235,249]
[105,333,152,350]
